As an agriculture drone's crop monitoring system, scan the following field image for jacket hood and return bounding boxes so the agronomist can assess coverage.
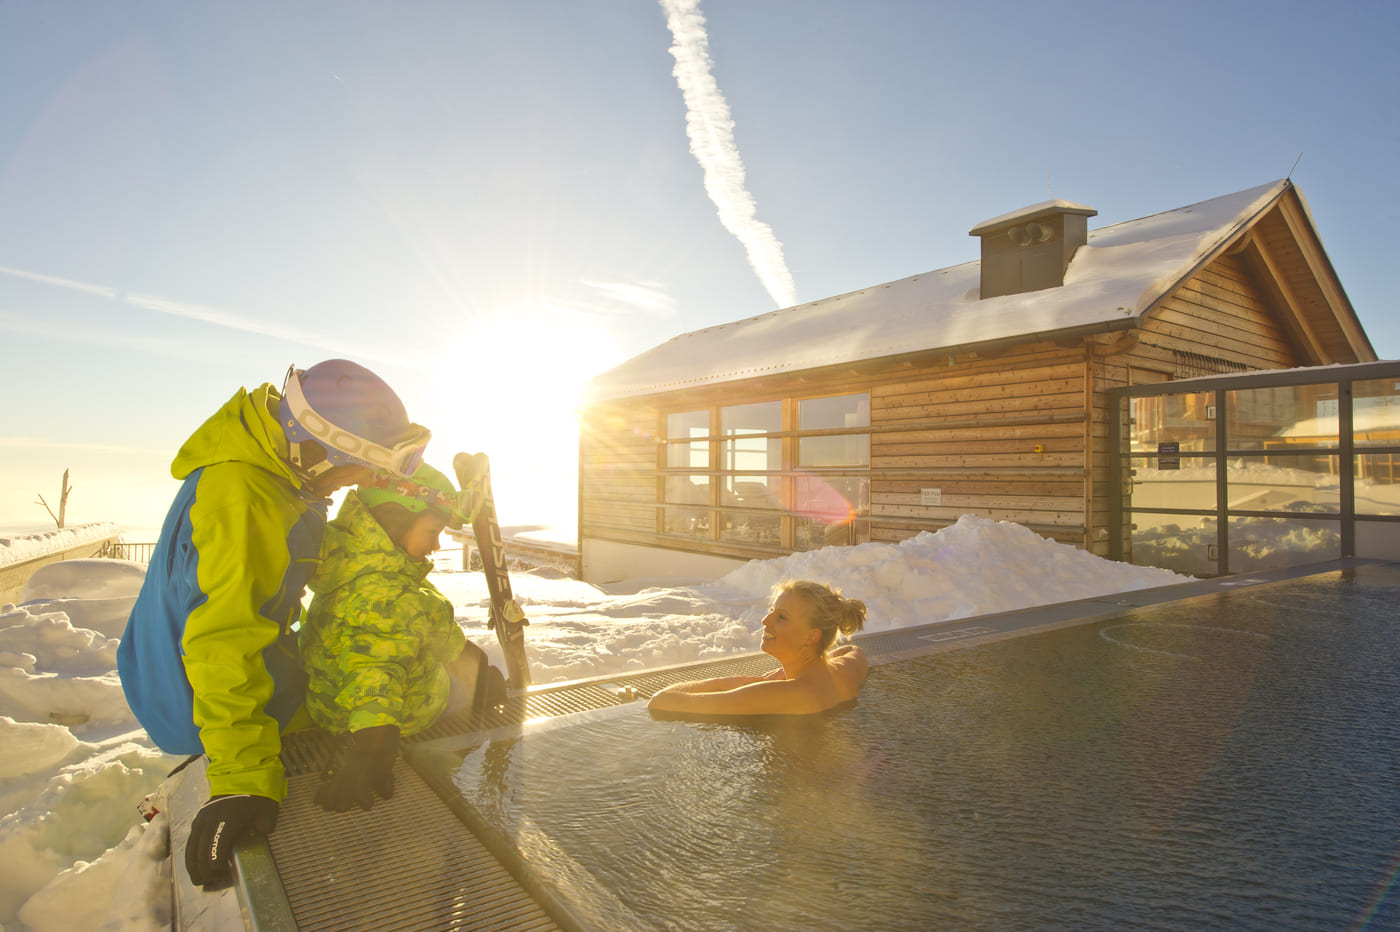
[311,492,431,597]
[171,383,301,486]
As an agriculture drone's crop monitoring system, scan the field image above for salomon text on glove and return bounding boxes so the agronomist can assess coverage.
[315,724,400,812]
[185,794,280,886]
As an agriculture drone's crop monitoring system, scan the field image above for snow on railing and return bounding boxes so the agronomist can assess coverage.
[0,523,122,567]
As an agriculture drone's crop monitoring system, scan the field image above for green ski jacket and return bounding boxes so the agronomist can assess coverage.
[301,493,466,736]
[118,383,323,800]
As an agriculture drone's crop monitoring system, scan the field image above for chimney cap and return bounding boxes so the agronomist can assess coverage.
[970,199,1098,237]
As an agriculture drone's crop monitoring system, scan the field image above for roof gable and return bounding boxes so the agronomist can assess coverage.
[588,180,1306,400]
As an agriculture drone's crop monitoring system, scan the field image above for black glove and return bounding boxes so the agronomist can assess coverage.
[453,641,509,711]
[315,725,400,812]
[185,793,279,887]
[478,663,508,709]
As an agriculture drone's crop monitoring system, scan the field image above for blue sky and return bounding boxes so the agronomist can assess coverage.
[2,0,1397,532]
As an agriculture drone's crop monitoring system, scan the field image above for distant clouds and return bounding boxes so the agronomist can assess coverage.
[579,279,677,318]
[659,0,797,310]
[0,436,169,455]
[0,265,118,299]
[0,264,421,370]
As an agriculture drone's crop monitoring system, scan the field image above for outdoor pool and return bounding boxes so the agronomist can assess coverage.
[416,564,1400,931]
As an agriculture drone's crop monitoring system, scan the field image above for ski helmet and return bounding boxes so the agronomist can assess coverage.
[279,360,430,478]
[357,463,464,529]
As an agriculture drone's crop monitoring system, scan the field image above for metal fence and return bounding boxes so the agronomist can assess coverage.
[109,541,156,564]
[1108,360,1400,576]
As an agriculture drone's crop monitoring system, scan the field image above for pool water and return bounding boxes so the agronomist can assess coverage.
[425,566,1400,931]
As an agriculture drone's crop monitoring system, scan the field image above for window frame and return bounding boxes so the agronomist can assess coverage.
[659,391,871,552]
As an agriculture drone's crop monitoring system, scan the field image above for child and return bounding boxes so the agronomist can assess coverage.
[300,463,506,812]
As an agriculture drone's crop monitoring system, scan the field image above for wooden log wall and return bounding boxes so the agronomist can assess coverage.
[869,342,1089,548]
[579,398,661,547]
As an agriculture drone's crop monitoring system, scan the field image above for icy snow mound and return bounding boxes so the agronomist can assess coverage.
[705,514,1192,631]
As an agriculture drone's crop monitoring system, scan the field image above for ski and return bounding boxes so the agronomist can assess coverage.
[452,452,532,690]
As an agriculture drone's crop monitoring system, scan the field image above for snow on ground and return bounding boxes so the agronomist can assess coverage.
[0,515,1191,931]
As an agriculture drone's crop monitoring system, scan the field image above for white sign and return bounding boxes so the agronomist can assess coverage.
[921,488,942,506]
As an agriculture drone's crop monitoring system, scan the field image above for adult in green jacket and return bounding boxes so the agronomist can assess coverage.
[117,359,429,886]
[301,463,505,812]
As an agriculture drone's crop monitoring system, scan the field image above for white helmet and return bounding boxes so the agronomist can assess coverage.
[279,360,430,478]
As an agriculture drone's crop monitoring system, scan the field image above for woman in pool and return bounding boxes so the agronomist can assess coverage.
[647,580,869,716]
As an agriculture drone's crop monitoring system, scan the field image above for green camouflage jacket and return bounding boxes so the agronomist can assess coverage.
[301,493,466,736]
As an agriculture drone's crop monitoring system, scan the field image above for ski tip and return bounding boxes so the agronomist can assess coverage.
[452,452,489,469]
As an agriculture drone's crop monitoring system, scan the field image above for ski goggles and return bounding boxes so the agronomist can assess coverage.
[281,367,431,477]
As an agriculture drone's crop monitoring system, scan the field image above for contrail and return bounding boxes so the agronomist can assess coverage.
[659,0,797,309]
[0,264,422,370]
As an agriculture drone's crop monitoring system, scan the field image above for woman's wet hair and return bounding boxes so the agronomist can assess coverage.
[776,579,866,655]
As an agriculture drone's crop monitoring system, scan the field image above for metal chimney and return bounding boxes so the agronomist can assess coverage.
[970,199,1098,298]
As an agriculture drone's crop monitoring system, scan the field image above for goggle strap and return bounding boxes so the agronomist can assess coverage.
[282,367,431,476]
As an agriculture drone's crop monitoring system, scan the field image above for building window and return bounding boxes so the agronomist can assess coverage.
[662,410,710,538]
[719,400,783,545]
[795,393,870,549]
[661,392,870,551]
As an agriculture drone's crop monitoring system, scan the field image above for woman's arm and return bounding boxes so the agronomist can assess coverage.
[647,676,823,716]
[653,674,764,695]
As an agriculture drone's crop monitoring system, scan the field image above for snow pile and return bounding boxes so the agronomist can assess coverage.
[439,515,1190,684]
[0,523,121,568]
[0,515,1191,929]
[1,558,178,931]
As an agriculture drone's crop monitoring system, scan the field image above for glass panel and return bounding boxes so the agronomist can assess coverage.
[1352,378,1400,448]
[799,393,870,430]
[1225,454,1339,514]
[663,475,709,506]
[666,440,708,469]
[721,401,781,435]
[1128,512,1217,577]
[795,516,859,551]
[721,436,781,471]
[1227,515,1340,573]
[798,434,869,467]
[663,478,711,537]
[666,410,709,440]
[723,476,779,510]
[1128,392,1215,454]
[1125,456,1216,512]
[1230,384,1337,451]
[663,507,710,538]
[666,439,711,467]
[719,510,781,546]
[1354,454,1400,515]
[794,475,867,523]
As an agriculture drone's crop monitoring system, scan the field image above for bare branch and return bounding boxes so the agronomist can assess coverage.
[35,493,60,527]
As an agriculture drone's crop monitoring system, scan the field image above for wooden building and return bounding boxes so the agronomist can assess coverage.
[578,180,1375,584]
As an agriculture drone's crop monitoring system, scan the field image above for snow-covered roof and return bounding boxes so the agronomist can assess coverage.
[588,180,1290,401]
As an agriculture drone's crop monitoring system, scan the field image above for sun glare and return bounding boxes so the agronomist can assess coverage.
[422,308,624,530]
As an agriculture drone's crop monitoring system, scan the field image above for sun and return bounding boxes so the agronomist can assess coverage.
[422,307,625,529]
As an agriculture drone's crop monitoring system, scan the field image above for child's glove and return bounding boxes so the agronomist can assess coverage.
[315,725,400,812]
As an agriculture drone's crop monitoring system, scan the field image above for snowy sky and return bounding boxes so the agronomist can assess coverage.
[3,0,1398,531]
[0,515,1191,928]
